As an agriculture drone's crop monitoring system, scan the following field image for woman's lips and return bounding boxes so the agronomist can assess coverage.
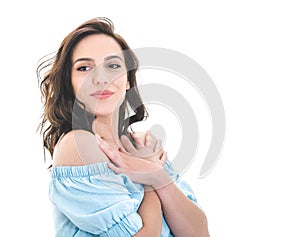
[90,90,114,99]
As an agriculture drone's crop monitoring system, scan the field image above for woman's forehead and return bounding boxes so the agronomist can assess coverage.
[73,34,123,62]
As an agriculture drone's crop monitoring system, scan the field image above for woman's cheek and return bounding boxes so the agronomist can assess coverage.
[72,76,87,96]
[113,75,128,89]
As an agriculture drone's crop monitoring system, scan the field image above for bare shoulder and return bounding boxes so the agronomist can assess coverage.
[53,130,109,166]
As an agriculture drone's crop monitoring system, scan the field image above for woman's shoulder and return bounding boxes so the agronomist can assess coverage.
[53,130,109,167]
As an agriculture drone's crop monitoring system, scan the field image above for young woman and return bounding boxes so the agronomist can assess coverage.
[37,17,209,237]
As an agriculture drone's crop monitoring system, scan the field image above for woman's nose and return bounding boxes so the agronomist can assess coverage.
[92,66,108,86]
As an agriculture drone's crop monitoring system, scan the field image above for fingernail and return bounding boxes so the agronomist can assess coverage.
[99,143,106,149]
[121,135,127,140]
[131,132,136,137]
[95,134,102,144]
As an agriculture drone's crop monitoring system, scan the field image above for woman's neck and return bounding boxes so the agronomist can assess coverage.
[92,112,121,149]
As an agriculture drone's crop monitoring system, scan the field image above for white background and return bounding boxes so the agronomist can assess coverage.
[1,0,299,236]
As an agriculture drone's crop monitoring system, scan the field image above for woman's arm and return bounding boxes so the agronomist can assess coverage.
[133,189,162,237]
[134,169,209,237]
[156,181,209,237]
[99,132,210,237]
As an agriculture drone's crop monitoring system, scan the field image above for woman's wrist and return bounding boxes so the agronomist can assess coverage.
[149,168,173,191]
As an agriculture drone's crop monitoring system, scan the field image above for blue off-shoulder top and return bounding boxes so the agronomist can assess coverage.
[49,160,200,237]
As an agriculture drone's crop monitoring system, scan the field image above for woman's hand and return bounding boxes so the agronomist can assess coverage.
[97,136,170,189]
[120,130,166,166]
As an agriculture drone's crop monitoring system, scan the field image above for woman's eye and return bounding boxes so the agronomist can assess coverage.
[77,66,92,71]
[108,64,121,69]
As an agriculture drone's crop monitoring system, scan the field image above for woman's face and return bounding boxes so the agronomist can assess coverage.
[71,34,129,116]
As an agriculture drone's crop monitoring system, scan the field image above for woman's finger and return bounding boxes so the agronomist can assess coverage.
[95,133,103,144]
[120,135,137,153]
[107,162,122,174]
[145,132,153,147]
[144,130,158,149]
[160,151,168,166]
[98,141,122,166]
[150,134,159,150]
[118,147,127,153]
[154,139,162,152]
[131,132,145,150]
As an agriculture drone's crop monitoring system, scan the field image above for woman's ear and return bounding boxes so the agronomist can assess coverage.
[126,80,130,90]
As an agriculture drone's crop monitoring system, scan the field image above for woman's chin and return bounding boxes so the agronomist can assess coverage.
[86,97,125,117]
[93,107,119,117]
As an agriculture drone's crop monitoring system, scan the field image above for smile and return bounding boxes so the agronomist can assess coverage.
[90,90,114,100]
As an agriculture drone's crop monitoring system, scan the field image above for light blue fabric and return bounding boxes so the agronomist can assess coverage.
[49,160,200,237]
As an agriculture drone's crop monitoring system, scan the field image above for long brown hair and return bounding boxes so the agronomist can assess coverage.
[37,17,147,157]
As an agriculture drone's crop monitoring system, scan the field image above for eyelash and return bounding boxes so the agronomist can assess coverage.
[76,63,122,72]
[76,66,92,71]
[107,63,121,69]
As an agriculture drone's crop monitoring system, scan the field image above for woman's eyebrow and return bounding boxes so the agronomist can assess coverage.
[104,55,123,61]
[73,55,123,65]
[73,57,95,64]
